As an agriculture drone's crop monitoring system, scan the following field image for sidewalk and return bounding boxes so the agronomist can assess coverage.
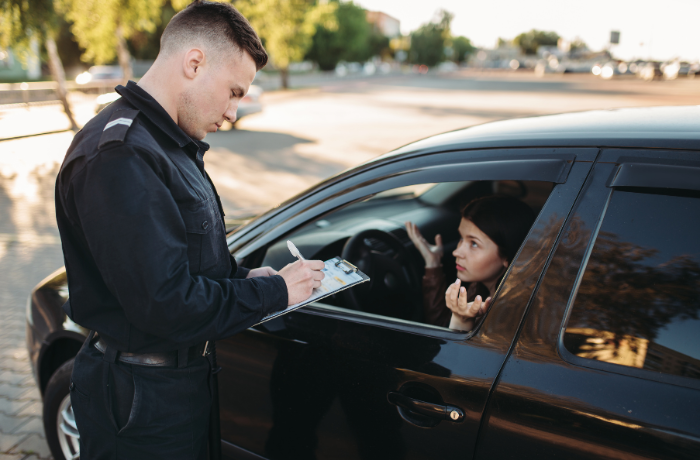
[0,133,71,460]
[0,92,99,142]
[0,238,62,460]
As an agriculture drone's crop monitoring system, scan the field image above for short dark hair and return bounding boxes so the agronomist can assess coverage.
[461,195,536,263]
[160,1,268,70]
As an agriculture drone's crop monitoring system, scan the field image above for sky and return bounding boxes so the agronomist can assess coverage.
[355,0,700,62]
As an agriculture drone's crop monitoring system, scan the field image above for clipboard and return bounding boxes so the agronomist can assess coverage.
[255,257,370,325]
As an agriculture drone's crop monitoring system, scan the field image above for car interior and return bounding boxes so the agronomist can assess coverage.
[255,180,554,329]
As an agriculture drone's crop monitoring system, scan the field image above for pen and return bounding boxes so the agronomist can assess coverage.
[287,240,305,261]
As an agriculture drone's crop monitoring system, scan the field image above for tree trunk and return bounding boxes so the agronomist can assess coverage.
[280,67,289,89]
[45,37,79,131]
[116,25,133,85]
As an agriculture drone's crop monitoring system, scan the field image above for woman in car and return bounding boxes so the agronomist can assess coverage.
[405,195,535,331]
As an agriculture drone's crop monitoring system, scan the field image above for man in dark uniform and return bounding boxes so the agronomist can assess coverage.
[54,2,325,458]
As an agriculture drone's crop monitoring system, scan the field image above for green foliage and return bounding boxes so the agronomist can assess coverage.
[236,0,337,71]
[55,17,84,68]
[367,29,390,60]
[307,1,378,71]
[0,0,58,60]
[513,29,559,55]
[569,38,588,54]
[496,37,510,48]
[58,0,165,64]
[409,10,453,67]
[128,3,177,60]
[451,36,474,64]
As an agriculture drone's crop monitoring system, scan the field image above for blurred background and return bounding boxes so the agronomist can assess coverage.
[1,0,699,457]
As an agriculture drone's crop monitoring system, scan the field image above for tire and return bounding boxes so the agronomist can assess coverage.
[43,358,80,460]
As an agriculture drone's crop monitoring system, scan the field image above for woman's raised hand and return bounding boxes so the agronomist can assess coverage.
[405,221,443,268]
[445,279,491,330]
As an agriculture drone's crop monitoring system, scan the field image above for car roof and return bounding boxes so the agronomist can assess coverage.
[379,106,700,160]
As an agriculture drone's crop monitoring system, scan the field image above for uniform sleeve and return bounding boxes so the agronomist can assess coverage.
[70,146,287,344]
[230,255,251,279]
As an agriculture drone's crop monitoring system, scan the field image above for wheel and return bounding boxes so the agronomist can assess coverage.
[43,358,80,460]
[341,229,422,321]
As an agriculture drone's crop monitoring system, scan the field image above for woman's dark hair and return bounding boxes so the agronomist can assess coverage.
[461,195,536,263]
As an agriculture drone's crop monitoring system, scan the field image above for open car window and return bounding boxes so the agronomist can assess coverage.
[258,179,553,332]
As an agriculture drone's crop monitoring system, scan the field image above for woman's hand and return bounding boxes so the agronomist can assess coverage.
[445,279,491,330]
[405,221,443,268]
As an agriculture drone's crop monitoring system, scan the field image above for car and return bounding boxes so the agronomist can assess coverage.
[75,65,123,85]
[638,62,663,81]
[26,106,700,460]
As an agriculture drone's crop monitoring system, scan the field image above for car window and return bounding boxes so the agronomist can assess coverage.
[260,180,553,331]
[563,188,700,380]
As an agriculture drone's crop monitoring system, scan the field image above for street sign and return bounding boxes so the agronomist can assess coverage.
[610,31,620,45]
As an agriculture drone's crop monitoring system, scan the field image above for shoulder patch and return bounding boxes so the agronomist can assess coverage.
[98,109,140,149]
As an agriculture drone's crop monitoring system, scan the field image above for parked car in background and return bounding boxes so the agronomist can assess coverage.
[230,84,263,125]
[661,60,700,80]
[638,62,663,81]
[75,65,122,85]
[27,106,700,460]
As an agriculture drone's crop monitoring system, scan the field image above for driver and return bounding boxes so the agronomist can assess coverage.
[405,195,535,331]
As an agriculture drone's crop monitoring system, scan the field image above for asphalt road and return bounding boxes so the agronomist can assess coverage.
[1,70,699,459]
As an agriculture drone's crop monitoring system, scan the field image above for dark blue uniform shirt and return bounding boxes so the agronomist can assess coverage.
[55,81,287,353]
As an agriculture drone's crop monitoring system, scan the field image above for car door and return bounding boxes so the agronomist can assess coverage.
[216,148,597,460]
[477,149,700,459]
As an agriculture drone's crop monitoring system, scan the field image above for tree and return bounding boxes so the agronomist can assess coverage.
[306,1,371,71]
[58,0,165,84]
[409,9,452,67]
[367,28,390,61]
[513,29,559,55]
[127,4,177,60]
[451,36,474,64]
[236,0,337,89]
[496,37,510,48]
[0,0,79,130]
[569,38,588,55]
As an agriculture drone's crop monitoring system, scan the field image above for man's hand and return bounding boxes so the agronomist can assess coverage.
[405,221,443,268]
[278,259,326,305]
[246,266,278,278]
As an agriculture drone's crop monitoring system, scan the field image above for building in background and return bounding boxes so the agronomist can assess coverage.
[366,11,400,38]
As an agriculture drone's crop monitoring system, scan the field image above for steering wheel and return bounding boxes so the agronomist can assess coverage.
[341,229,423,322]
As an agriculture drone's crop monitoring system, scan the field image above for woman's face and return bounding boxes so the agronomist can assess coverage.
[453,218,509,288]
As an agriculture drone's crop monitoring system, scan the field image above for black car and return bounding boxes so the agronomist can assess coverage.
[27,106,700,460]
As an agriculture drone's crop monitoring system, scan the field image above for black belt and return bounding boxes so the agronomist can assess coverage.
[93,336,208,368]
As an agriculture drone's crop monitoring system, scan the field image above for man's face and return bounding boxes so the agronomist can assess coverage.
[178,49,257,140]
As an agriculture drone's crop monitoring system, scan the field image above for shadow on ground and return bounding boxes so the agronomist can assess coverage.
[206,128,346,179]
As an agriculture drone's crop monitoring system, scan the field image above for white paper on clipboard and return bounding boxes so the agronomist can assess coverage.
[255,256,370,325]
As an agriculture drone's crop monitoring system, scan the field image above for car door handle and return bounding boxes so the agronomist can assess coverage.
[387,391,464,422]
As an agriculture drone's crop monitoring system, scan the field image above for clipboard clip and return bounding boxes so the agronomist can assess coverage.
[335,258,358,274]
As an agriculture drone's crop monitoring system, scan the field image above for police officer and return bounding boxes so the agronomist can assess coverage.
[54,2,325,458]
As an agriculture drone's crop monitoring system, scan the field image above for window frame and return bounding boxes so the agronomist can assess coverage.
[558,153,700,391]
[235,148,595,340]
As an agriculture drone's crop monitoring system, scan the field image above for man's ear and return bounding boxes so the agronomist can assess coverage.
[502,259,510,269]
[183,48,205,80]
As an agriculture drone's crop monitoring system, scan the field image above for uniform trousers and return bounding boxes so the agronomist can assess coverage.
[70,337,212,460]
